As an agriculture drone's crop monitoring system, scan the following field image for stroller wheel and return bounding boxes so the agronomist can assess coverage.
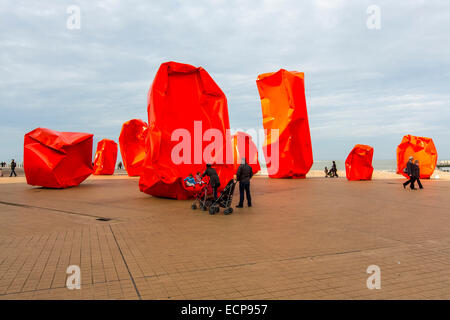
[224,207,233,215]
[191,204,197,210]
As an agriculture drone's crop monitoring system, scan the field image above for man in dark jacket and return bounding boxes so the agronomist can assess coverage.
[403,156,415,189]
[411,160,423,190]
[202,164,220,200]
[10,159,17,177]
[236,158,253,208]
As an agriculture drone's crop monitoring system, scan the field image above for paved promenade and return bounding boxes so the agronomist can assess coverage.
[1,176,450,299]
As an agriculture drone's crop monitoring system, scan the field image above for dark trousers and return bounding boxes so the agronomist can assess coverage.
[10,169,17,177]
[404,177,423,189]
[212,183,220,200]
[411,177,423,189]
[403,177,414,189]
[238,181,251,206]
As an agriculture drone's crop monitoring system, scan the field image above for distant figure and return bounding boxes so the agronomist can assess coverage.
[236,158,253,208]
[411,160,423,190]
[403,156,415,189]
[330,161,338,178]
[324,167,329,178]
[184,174,196,187]
[118,162,123,170]
[202,164,220,200]
[10,159,17,177]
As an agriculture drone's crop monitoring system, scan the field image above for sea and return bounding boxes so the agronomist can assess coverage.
[257,160,396,173]
[257,160,450,175]
[312,160,397,171]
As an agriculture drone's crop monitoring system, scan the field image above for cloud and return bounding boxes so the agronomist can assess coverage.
[0,0,449,162]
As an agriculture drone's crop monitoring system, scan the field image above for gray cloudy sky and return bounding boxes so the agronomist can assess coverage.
[1,0,449,163]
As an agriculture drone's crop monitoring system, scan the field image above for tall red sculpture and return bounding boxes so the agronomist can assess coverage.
[345,145,374,181]
[231,132,260,174]
[139,61,234,199]
[397,135,437,179]
[256,69,313,178]
[93,139,118,175]
[24,128,93,188]
[119,119,148,176]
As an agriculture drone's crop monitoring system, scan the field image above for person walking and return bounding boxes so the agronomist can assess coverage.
[331,161,338,177]
[411,160,423,190]
[236,158,253,208]
[10,159,17,177]
[202,164,220,200]
[403,156,415,189]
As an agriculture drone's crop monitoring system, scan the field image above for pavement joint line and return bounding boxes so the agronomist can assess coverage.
[140,261,259,280]
[0,278,127,297]
[0,200,112,221]
[278,250,363,262]
[108,225,142,300]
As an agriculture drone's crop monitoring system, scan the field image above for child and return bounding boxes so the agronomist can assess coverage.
[324,167,329,178]
[195,172,204,185]
[184,174,196,187]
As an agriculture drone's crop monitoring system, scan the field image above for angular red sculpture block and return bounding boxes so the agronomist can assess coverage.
[231,132,260,174]
[345,145,374,181]
[93,139,118,175]
[119,119,148,176]
[397,135,437,179]
[24,128,93,188]
[139,61,234,199]
[256,69,313,178]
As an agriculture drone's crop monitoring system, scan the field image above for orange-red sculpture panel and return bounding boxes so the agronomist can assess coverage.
[139,61,234,199]
[397,135,437,179]
[256,69,313,178]
[119,119,148,176]
[93,139,118,175]
[231,132,260,174]
[345,144,374,181]
[24,128,93,188]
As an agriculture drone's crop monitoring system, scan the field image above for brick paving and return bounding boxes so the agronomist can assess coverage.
[0,176,449,300]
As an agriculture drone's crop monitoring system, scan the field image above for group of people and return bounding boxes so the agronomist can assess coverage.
[0,159,17,177]
[324,161,338,178]
[184,172,206,187]
[403,156,423,190]
[185,159,254,208]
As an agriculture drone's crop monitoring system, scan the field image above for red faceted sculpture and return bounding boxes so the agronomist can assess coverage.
[119,119,148,176]
[345,145,374,181]
[24,128,93,188]
[93,139,118,175]
[231,132,260,174]
[256,69,313,178]
[397,135,437,179]
[139,61,235,199]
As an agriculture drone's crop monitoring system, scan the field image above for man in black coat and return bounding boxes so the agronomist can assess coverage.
[236,158,253,208]
[202,164,220,200]
[411,160,423,190]
[403,156,415,189]
[10,159,17,177]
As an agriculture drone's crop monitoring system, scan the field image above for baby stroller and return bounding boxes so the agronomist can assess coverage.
[191,181,215,212]
[191,179,236,215]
